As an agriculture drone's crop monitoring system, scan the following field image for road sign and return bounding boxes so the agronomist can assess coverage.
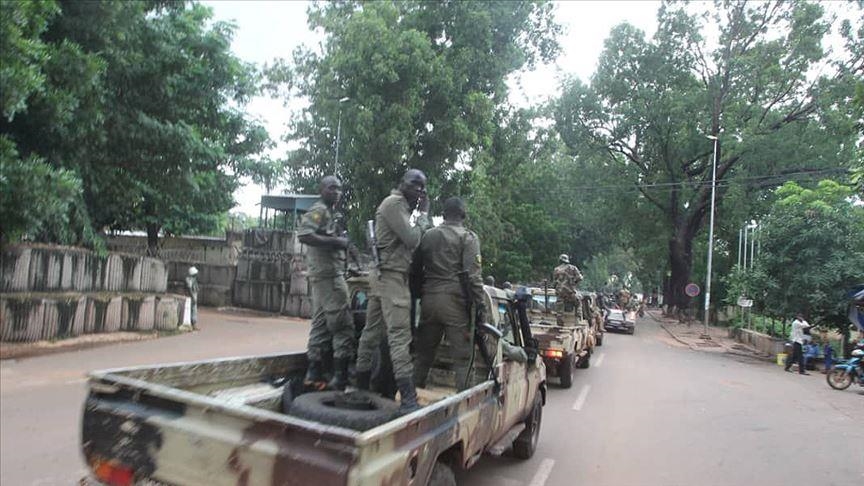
[685,283,700,297]
[737,297,753,308]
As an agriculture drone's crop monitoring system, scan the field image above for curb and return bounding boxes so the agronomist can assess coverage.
[658,322,696,350]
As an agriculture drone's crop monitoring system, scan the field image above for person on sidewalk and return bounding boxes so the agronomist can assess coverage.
[785,313,811,375]
[822,341,835,373]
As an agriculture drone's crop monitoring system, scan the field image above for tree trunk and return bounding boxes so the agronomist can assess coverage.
[146,224,160,257]
[667,225,695,318]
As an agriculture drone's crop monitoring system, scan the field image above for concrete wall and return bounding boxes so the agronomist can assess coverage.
[166,262,236,308]
[0,293,186,342]
[732,328,786,356]
[105,233,243,266]
[1,244,184,343]
[2,244,166,293]
[232,229,312,318]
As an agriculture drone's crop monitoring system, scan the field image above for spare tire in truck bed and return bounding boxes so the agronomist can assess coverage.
[288,390,401,431]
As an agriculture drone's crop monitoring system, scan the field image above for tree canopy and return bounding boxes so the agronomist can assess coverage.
[0,0,270,251]
[554,0,861,311]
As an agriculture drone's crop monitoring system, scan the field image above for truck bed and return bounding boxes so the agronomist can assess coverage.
[82,352,503,486]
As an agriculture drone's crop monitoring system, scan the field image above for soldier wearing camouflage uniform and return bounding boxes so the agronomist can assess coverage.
[553,254,583,314]
[412,197,485,392]
[355,169,431,412]
[297,176,356,391]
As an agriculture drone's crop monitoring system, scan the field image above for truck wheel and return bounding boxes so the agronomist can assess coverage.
[512,393,542,459]
[288,390,400,431]
[558,355,574,388]
[578,351,591,369]
[427,461,456,486]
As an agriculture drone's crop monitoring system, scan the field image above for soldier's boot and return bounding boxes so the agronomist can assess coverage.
[326,357,350,391]
[354,369,371,391]
[396,377,420,414]
[304,360,327,390]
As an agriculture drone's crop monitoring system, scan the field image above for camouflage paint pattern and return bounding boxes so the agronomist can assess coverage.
[81,286,546,486]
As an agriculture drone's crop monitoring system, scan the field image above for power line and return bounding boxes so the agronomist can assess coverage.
[567,168,848,193]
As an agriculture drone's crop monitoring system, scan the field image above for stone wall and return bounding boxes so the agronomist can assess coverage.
[105,233,243,266]
[0,244,184,343]
[732,328,786,356]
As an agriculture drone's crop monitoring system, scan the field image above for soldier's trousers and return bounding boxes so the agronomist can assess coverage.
[356,270,413,380]
[307,275,355,361]
[413,292,474,391]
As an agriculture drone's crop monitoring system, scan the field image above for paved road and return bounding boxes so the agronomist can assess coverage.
[459,316,863,486]
[0,309,310,486]
[1,310,861,485]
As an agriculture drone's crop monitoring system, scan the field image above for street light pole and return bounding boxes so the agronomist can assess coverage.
[704,135,719,338]
[334,97,350,176]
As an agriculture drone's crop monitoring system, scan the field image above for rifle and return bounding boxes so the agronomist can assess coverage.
[457,262,499,392]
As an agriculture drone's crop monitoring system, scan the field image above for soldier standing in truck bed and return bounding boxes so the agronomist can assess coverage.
[297,175,356,391]
[553,253,583,314]
[412,197,485,392]
[355,169,431,413]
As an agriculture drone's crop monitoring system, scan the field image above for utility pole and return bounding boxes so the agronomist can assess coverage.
[334,97,350,176]
[703,135,719,339]
[738,227,743,269]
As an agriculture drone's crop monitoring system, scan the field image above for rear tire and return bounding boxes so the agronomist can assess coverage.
[427,461,456,486]
[558,355,574,388]
[596,333,604,346]
[512,393,542,459]
[826,369,852,390]
[578,351,591,369]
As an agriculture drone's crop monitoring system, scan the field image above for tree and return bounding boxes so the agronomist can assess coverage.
[755,180,864,338]
[1,1,270,252]
[0,0,103,247]
[271,1,561,238]
[555,1,861,313]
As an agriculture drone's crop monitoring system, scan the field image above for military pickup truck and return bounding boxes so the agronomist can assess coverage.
[80,285,546,486]
[527,288,596,389]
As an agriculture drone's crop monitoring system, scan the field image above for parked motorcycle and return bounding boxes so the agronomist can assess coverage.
[826,348,864,391]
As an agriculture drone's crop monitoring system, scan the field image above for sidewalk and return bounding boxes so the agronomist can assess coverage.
[646,309,773,362]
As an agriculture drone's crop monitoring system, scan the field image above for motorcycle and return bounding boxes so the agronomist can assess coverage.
[826,347,864,391]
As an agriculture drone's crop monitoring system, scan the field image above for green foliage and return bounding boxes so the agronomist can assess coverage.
[273,1,561,239]
[0,0,60,121]
[1,1,271,250]
[0,138,101,249]
[554,1,859,310]
[756,180,864,330]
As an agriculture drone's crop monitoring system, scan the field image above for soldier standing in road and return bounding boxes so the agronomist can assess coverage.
[297,176,357,391]
[553,254,583,315]
[355,169,431,412]
[412,197,485,392]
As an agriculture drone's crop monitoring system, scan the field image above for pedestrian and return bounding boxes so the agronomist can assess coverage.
[822,341,834,373]
[412,197,485,392]
[296,175,357,391]
[355,169,431,413]
[784,312,811,375]
[184,266,199,329]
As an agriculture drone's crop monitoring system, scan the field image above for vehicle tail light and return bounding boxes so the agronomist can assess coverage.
[92,459,135,486]
[543,349,564,358]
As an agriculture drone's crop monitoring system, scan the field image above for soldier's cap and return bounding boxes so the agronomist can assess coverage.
[559,254,570,263]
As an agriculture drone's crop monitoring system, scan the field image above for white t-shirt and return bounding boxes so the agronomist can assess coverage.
[790,318,810,344]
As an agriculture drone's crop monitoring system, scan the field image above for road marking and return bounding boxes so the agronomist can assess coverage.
[528,458,556,486]
[594,353,606,367]
[572,384,591,411]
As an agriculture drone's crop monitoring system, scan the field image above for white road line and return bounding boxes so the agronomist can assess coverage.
[594,353,606,367]
[528,458,556,486]
[572,384,591,411]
